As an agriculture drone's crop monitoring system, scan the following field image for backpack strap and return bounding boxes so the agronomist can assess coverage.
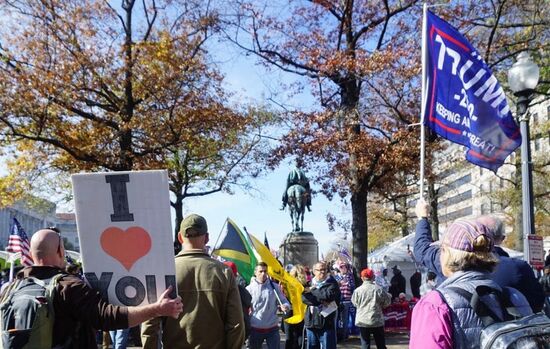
[444,285,521,327]
[499,287,523,319]
[443,286,500,327]
[0,278,23,303]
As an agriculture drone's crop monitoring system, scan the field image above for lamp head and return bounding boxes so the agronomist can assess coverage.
[507,52,540,94]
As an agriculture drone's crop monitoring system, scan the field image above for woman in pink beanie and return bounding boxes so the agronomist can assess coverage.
[409,220,533,349]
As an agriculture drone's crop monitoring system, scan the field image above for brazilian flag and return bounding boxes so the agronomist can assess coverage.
[212,218,257,284]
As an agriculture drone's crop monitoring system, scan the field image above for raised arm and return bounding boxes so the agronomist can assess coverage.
[413,200,444,279]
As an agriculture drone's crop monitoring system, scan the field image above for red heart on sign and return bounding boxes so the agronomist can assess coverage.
[100,226,152,271]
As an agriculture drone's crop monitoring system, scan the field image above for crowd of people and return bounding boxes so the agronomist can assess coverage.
[2,207,549,349]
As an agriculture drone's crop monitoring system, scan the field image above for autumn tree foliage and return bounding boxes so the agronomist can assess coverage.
[228,0,426,268]
[0,0,272,243]
[226,0,548,268]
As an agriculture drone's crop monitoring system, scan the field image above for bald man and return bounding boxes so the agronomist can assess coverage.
[15,229,183,348]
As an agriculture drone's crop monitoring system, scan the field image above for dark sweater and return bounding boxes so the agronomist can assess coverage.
[302,276,341,330]
[19,266,129,348]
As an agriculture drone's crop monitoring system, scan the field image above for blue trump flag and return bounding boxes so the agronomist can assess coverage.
[423,10,521,172]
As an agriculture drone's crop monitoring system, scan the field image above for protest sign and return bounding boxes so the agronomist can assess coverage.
[72,170,176,306]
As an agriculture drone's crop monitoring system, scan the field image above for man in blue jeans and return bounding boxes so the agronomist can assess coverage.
[109,328,130,349]
[302,261,341,349]
[246,262,290,349]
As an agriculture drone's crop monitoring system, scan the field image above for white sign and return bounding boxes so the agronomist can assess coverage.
[527,235,544,268]
[72,170,176,306]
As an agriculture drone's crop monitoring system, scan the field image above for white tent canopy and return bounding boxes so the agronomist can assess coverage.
[367,233,524,297]
[368,234,416,265]
[368,234,420,297]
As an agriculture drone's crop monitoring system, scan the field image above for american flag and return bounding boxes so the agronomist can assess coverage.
[339,246,352,263]
[6,218,33,266]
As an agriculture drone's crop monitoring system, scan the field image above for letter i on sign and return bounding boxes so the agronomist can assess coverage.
[100,174,152,271]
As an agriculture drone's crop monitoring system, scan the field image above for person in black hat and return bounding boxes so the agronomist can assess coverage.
[388,266,406,301]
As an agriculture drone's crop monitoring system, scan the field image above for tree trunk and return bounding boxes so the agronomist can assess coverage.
[399,195,408,237]
[351,190,368,269]
[120,2,135,171]
[172,190,184,255]
[340,76,364,269]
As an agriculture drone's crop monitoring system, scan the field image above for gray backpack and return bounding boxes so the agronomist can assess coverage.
[0,274,64,349]
[447,285,550,349]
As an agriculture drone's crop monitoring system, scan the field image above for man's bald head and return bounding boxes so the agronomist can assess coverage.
[30,229,64,267]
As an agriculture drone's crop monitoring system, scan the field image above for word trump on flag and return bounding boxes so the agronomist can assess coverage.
[424,10,521,172]
[72,170,176,306]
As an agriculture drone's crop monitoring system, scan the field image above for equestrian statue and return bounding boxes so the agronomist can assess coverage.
[280,167,312,232]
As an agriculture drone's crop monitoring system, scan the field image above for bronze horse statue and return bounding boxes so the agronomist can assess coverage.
[286,184,308,232]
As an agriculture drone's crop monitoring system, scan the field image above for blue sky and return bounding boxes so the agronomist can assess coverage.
[183,43,350,255]
[0,35,350,255]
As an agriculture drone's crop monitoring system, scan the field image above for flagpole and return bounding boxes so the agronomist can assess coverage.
[8,256,14,282]
[211,217,228,255]
[419,2,428,199]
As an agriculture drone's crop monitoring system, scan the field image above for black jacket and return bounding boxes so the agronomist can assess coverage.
[302,276,341,330]
[237,284,252,338]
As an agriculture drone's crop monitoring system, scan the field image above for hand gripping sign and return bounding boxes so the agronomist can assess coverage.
[72,170,177,306]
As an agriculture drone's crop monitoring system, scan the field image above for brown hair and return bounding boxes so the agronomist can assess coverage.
[256,261,268,270]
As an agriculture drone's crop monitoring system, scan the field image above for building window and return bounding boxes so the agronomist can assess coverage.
[439,190,472,209]
[437,167,457,180]
[440,206,473,223]
[439,174,472,196]
[532,112,538,125]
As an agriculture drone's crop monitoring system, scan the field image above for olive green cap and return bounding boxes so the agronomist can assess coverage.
[180,214,208,237]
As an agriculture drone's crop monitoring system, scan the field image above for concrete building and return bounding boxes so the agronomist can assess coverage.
[0,200,79,251]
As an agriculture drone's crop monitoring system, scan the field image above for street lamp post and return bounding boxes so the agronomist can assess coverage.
[507,52,539,257]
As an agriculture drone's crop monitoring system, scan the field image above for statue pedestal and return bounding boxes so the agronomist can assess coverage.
[279,232,318,268]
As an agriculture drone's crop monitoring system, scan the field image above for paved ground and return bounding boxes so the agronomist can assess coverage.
[123,330,410,348]
[336,332,410,348]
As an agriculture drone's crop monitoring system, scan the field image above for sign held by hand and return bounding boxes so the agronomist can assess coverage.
[72,170,176,306]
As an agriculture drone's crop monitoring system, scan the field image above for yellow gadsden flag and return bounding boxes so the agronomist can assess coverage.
[248,234,306,324]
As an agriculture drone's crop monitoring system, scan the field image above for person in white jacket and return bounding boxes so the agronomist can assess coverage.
[351,268,392,349]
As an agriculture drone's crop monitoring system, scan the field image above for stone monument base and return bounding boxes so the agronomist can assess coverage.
[279,232,318,268]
